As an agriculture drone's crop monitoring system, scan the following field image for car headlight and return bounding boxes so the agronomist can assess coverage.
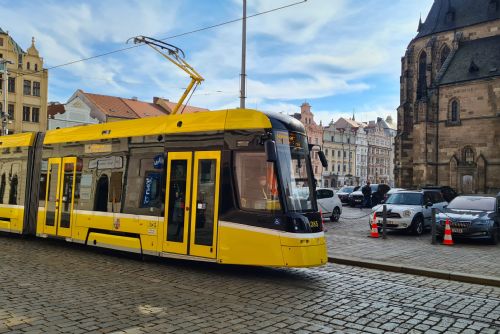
[403,209,413,217]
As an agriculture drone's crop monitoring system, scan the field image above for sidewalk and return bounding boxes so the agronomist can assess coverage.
[325,206,500,286]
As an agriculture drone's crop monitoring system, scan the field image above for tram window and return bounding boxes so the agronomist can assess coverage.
[234,152,281,212]
[121,140,164,217]
[0,147,28,205]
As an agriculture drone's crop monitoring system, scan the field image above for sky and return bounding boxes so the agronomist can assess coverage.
[0,0,433,124]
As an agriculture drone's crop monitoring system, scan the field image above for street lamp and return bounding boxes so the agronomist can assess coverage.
[0,59,13,136]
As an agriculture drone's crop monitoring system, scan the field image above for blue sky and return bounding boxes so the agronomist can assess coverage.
[1,0,433,123]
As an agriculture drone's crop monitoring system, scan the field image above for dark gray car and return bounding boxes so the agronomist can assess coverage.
[436,195,500,245]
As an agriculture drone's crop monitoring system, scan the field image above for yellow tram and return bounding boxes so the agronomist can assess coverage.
[0,109,327,267]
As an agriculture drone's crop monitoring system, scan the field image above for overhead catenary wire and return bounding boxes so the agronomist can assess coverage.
[12,0,308,79]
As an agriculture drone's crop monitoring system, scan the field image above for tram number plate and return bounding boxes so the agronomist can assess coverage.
[452,228,463,234]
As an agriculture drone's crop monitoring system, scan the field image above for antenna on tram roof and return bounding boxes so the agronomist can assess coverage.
[128,35,204,115]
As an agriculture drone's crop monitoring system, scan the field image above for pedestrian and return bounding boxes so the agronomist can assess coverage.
[362,181,372,208]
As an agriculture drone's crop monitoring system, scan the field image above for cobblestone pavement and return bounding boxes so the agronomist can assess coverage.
[325,206,500,278]
[1,236,500,333]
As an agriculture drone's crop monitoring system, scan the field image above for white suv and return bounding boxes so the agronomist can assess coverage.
[369,190,448,235]
[317,188,342,222]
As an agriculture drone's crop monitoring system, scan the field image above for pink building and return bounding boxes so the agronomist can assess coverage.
[293,103,324,181]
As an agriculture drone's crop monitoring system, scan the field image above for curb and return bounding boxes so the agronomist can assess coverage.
[328,256,500,288]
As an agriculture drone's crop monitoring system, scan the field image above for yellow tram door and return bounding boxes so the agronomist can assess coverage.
[43,157,77,238]
[162,151,221,259]
[189,151,221,259]
[163,152,193,254]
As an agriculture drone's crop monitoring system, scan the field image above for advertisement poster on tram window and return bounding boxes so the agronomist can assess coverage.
[141,172,161,207]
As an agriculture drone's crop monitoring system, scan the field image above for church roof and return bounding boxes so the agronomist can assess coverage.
[416,0,500,39]
[440,35,500,85]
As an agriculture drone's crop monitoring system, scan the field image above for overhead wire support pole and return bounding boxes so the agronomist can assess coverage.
[129,35,204,115]
[240,0,247,109]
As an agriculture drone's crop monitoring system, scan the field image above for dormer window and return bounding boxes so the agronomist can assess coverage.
[445,9,456,24]
[489,0,499,12]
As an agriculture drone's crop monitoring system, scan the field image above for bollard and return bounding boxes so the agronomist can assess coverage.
[382,204,387,239]
[431,208,437,245]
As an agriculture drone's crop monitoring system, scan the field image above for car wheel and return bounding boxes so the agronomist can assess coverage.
[331,207,341,222]
[412,216,424,236]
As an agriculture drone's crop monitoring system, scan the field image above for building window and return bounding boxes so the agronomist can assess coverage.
[31,107,40,123]
[325,149,328,156]
[417,51,427,99]
[0,38,3,46]
[337,151,341,158]
[23,106,30,122]
[8,77,15,93]
[27,62,30,70]
[463,147,474,165]
[8,104,14,119]
[448,99,460,125]
[33,81,40,97]
[23,80,31,95]
[337,164,340,172]
[35,64,38,71]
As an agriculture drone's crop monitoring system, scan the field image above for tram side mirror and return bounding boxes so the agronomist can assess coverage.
[318,151,328,168]
[265,139,277,162]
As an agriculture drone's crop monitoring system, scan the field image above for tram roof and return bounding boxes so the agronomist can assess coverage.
[43,109,286,145]
[0,132,35,148]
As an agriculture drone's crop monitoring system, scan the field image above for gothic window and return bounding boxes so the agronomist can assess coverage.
[448,99,460,125]
[417,51,427,100]
[463,147,474,165]
[440,45,450,69]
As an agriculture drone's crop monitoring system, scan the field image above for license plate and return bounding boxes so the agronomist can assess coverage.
[452,228,463,233]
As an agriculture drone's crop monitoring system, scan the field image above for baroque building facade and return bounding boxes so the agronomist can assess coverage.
[293,103,324,181]
[0,29,48,133]
[395,0,500,193]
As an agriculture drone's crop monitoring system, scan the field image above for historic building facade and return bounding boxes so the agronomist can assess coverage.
[293,103,324,181]
[322,118,358,187]
[395,0,500,193]
[0,29,48,133]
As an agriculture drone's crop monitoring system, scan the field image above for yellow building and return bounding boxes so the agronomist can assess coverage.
[0,28,48,134]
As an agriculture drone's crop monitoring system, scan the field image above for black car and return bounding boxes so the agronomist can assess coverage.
[350,184,391,207]
[436,195,500,244]
[336,186,358,204]
[422,185,458,203]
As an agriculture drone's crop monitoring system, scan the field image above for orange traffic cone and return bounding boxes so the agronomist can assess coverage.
[370,212,379,238]
[443,218,454,246]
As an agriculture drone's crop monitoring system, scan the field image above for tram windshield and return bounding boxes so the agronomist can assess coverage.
[274,131,315,212]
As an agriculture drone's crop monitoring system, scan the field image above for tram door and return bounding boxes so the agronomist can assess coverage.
[43,157,77,238]
[163,151,221,259]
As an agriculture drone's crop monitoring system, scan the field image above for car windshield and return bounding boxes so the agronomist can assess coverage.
[274,131,315,212]
[339,186,354,193]
[447,197,495,211]
[385,193,422,205]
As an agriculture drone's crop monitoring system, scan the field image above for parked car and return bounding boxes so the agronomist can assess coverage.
[422,185,458,203]
[350,184,391,207]
[370,190,448,235]
[383,188,406,202]
[316,188,342,222]
[336,186,358,204]
[436,195,500,244]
